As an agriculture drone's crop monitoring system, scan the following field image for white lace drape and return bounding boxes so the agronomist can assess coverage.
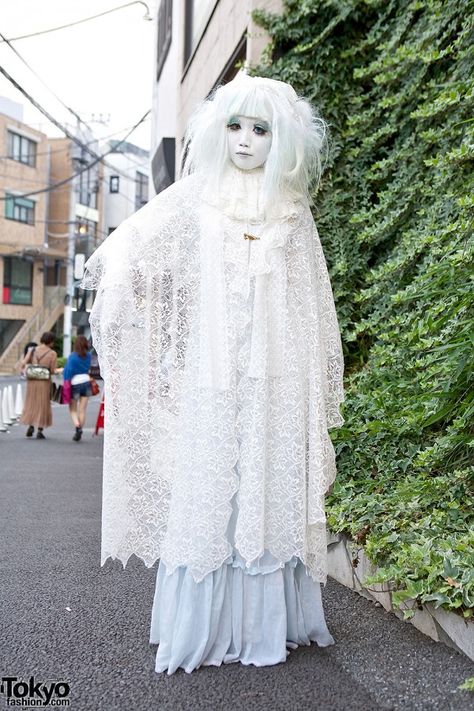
[82,167,345,584]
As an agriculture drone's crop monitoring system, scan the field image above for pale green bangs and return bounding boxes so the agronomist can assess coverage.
[223,86,273,128]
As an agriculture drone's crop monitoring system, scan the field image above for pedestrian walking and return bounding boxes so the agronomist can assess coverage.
[19,331,61,439]
[63,335,93,442]
[82,73,345,674]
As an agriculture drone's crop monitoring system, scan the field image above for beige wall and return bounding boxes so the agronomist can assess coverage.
[0,114,49,252]
[0,114,49,321]
[176,0,283,165]
[247,0,282,64]
[47,137,71,257]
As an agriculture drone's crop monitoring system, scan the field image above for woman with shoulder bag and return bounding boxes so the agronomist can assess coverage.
[63,335,98,441]
[20,331,62,439]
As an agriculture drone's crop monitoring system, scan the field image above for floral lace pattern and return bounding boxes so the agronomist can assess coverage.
[82,170,345,584]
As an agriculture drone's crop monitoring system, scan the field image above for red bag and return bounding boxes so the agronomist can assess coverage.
[61,379,72,405]
[89,377,100,396]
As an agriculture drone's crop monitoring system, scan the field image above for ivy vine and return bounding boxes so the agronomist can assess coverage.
[253,0,473,616]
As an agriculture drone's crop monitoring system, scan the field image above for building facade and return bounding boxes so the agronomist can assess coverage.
[0,100,105,370]
[0,98,66,372]
[150,0,282,196]
[103,140,150,237]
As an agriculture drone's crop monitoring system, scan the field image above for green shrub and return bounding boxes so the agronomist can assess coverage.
[254,0,473,615]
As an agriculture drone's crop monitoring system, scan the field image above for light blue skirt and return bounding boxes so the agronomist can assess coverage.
[149,492,334,674]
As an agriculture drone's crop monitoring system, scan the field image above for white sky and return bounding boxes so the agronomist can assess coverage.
[0,0,158,149]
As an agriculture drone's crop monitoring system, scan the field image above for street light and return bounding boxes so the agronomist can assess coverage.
[0,2,154,43]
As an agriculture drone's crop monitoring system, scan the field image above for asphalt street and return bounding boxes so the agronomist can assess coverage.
[1,375,473,711]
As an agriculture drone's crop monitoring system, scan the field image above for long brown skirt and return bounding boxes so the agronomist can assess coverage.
[20,379,53,428]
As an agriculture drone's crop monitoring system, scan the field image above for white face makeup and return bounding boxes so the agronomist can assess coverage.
[226,115,272,170]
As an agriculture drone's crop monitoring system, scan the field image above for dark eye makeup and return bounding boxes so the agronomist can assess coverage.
[226,117,270,135]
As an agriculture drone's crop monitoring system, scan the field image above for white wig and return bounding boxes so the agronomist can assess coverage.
[180,73,329,209]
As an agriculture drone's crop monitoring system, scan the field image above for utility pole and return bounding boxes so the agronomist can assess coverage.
[63,150,77,358]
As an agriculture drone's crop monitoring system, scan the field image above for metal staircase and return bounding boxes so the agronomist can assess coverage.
[0,286,66,374]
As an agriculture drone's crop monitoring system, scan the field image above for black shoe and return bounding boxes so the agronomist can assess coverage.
[36,430,45,440]
[26,426,34,437]
[73,427,82,442]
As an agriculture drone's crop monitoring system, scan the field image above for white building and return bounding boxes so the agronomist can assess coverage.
[103,140,150,236]
[150,0,178,197]
[150,0,282,197]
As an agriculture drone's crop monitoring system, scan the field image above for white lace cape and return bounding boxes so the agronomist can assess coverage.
[82,171,345,583]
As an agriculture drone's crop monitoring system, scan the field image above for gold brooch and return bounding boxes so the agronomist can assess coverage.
[244,233,260,241]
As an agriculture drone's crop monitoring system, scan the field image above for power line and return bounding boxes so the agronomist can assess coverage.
[0,64,97,159]
[0,153,151,191]
[0,64,151,194]
[0,152,150,186]
[0,39,152,193]
[0,27,150,153]
[0,108,150,200]
[0,172,73,186]
[0,2,153,43]
[0,143,83,160]
[0,31,86,128]
[0,118,151,160]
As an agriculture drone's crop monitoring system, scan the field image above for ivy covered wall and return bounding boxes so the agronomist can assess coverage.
[254,0,473,615]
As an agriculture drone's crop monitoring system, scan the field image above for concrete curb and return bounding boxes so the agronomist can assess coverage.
[327,531,474,661]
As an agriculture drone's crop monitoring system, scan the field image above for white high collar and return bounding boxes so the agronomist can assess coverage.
[201,163,302,222]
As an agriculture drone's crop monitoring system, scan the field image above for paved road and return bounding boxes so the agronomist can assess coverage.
[1,376,472,711]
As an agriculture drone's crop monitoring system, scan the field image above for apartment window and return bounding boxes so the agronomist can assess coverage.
[7,130,37,167]
[184,0,215,68]
[110,175,119,193]
[3,257,33,305]
[156,0,172,80]
[5,193,35,225]
[135,172,148,210]
[78,168,98,208]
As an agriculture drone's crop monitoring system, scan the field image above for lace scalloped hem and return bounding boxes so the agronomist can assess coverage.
[149,553,335,675]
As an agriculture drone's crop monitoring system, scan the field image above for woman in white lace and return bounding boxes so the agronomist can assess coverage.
[82,73,345,674]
